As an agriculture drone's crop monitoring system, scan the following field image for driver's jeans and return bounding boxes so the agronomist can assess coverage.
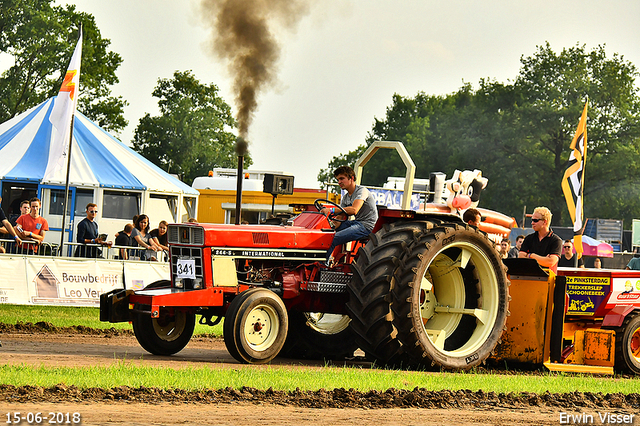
[326,220,371,262]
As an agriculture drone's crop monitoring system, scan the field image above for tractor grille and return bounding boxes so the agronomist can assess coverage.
[319,270,352,284]
[306,270,352,293]
[168,225,204,246]
[170,246,204,290]
[252,232,269,245]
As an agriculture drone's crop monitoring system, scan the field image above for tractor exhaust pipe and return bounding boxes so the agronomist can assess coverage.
[234,136,248,225]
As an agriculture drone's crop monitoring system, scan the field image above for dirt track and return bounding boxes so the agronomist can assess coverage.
[0,325,638,425]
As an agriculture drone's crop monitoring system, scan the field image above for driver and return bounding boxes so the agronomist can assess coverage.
[322,165,378,265]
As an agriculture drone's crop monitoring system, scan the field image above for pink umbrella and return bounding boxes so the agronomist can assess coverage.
[575,235,614,258]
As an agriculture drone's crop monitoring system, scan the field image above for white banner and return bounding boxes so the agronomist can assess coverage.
[0,256,169,307]
[124,262,171,290]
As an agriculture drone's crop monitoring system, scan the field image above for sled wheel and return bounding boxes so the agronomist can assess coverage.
[614,312,640,374]
[347,221,440,366]
[391,223,509,370]
[223,288,288,364]
[279,311,357,360]
[132,308,195,356]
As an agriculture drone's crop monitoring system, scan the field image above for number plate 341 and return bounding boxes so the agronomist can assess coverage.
[176,259,196,279]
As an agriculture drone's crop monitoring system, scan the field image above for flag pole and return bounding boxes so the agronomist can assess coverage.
[57,25,82,255]
[58,114,75,255]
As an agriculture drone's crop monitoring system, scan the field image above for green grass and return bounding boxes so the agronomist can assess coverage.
[2,305,640,394]
[0,304,223,336]
[1,363,639,394]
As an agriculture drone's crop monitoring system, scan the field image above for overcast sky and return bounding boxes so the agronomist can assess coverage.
[66,0,640,188]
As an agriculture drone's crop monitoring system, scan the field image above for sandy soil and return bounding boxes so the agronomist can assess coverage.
[0,328,636,425]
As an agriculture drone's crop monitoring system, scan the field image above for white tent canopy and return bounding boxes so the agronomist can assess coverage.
[0,97,198,247]
[0,97,198,194]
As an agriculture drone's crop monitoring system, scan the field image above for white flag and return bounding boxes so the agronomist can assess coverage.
[43,29,82,181]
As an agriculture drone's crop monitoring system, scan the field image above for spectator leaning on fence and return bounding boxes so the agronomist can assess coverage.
[115,223,134,260]
[75,203,111,258]
[16,197,48,254]
[0,200,23,253]
[132,214,160,261]
[150,221,169,252]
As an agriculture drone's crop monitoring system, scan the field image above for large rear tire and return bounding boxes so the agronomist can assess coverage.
[223,288,288,364]
[132,308,195,356]
[391,223,509,370]
[347,221,436,366]
[613,312,640,374]
[279,311,357,360]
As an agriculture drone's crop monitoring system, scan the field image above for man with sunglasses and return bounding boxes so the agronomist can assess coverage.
[518,206,563,272]
[75,203,111,258]
[558,240,585,268]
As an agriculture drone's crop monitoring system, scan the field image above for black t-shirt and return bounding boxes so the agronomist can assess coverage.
[558,255,584,268]
[115,232,132,247]
[75,218,100,258]
[149,228,167,246]
[520,230,563,259]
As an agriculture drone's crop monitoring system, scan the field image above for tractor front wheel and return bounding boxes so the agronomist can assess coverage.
[132,308,195,356]
[224,288,288,364]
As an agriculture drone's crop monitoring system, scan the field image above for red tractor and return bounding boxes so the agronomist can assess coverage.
[102,141,640,374]
[99,142,512,368]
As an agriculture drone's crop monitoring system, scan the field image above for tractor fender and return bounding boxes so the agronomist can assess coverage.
[602,305,637,328]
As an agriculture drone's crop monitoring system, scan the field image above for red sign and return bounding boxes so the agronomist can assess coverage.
[617,293,640,300]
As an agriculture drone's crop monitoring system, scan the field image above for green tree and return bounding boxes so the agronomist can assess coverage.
[321,43,640,227]
[132,70,248,184]
[0,0,127,132]
[471,43,640,225]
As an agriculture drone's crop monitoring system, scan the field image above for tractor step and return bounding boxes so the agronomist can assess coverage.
[305,270,352,293]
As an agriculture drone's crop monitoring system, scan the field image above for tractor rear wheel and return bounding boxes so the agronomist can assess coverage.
[391,223,509,370]
[132,308,195,356]
[613,312,640,374]
[347,221,437,366]
[223,288,288,364]
[279,311,357,360]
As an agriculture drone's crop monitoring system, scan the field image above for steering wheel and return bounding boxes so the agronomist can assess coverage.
[314,199,348,223]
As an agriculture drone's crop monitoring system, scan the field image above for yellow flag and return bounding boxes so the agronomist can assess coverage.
[561,101,588,257]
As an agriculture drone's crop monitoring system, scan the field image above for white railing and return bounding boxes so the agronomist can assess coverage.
[0,238,168,262]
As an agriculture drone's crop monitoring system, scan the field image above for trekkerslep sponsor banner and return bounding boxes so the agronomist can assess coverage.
[565,276,610,316]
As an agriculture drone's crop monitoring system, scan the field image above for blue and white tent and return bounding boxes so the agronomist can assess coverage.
[0,97,198,194]
[0,97,199,245]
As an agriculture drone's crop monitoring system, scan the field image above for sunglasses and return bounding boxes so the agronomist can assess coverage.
[89,210,98,213]
[531,218,543,223]
[563,246,571,249]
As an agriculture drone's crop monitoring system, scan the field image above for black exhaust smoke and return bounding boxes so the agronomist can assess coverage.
[201,0,312,141]
[201,0,312,224]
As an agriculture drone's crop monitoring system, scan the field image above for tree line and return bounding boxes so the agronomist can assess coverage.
[318,43,640,227]
[3,2,639,227]
[0,0,245,184]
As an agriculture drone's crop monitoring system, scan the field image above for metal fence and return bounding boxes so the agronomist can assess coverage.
[0,238,168,262]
